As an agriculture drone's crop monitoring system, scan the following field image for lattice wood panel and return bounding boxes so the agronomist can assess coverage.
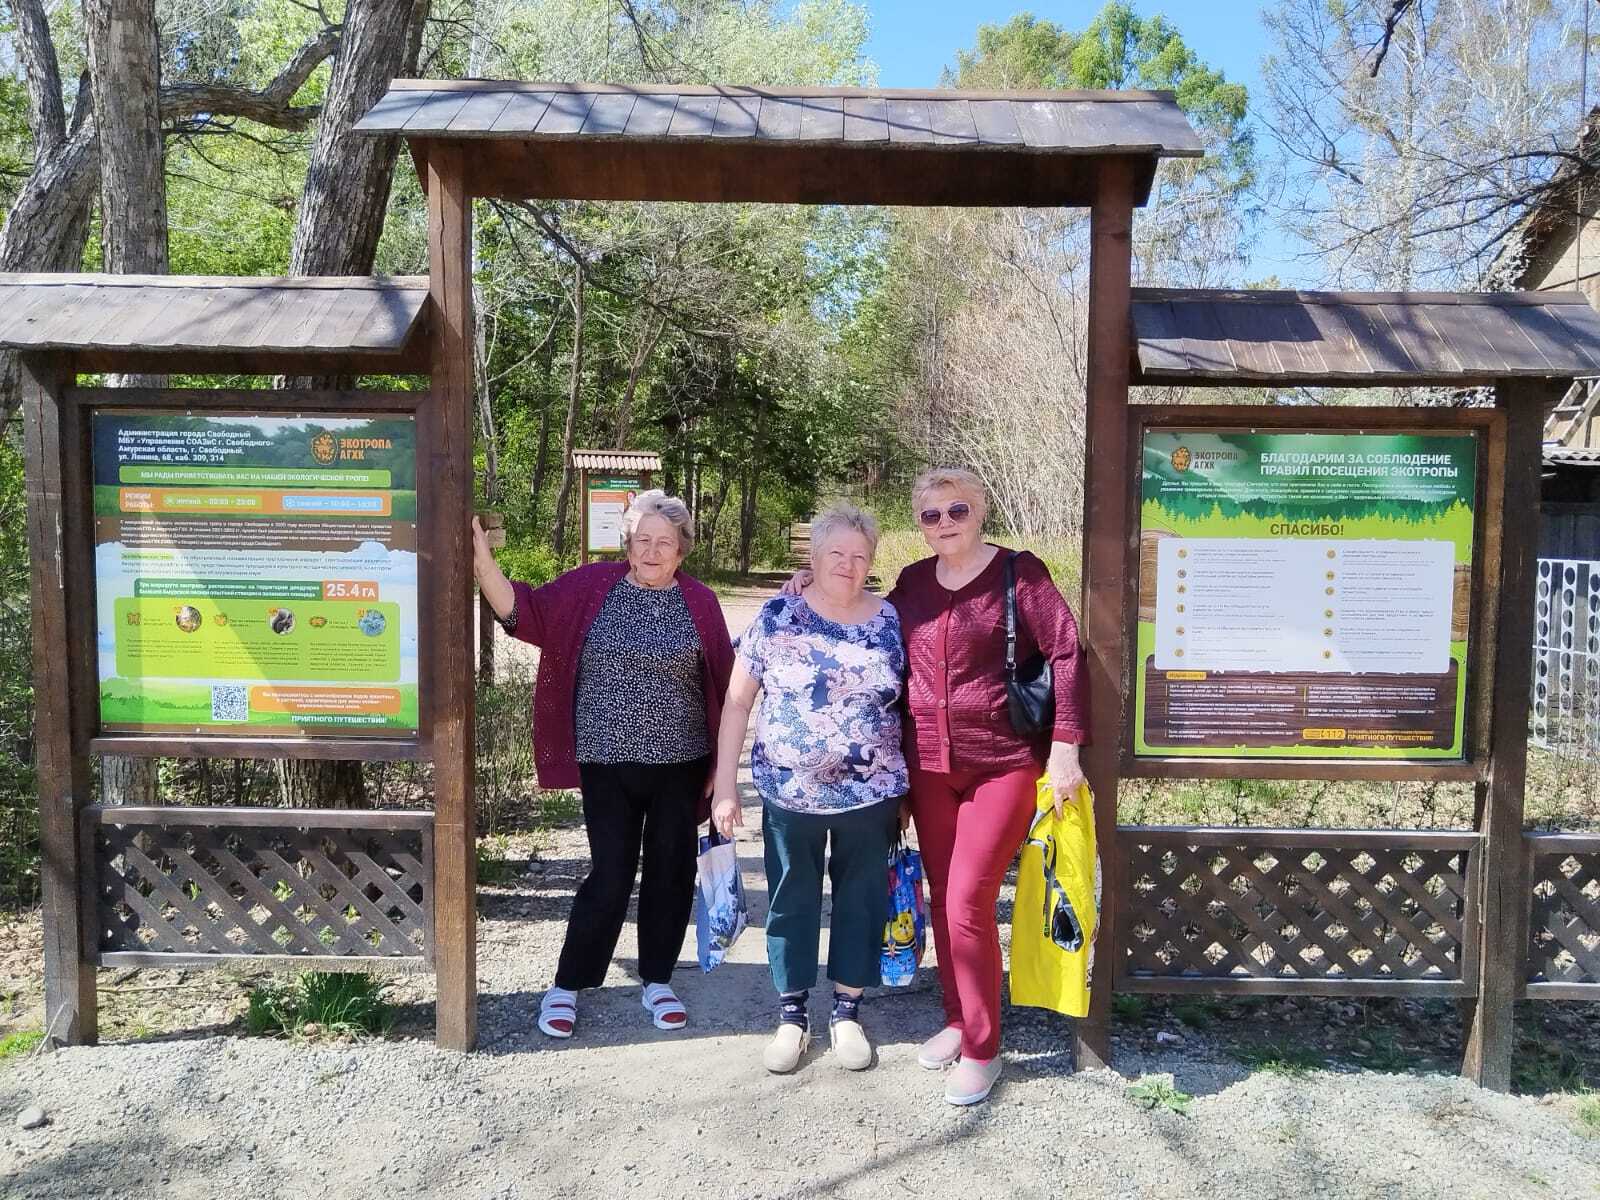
[1120,832,1473,990]
[92,818,431,960]
[1527,842,1600,993]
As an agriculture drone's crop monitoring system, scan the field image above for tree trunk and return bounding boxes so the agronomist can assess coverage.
[738,391,767,574]
[287,0,429,278]
[86,0,165,804]
[528,328,559,526]
[274,0,430,808]
[615,312,666,448]
[551,264,586,556]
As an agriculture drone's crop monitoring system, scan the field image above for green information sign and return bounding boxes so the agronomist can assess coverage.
[585,474,644,554]
[1135,429,1478,760]
[93,411,420,736]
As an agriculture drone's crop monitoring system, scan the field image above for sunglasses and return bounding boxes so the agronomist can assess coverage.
[1026,830,1085,953]
[917,501,973,528]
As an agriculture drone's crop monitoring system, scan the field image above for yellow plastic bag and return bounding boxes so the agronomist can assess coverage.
[1009,777,1099,1018]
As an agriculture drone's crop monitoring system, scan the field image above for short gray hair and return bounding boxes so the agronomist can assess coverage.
[809,503,880,563]
[622,489,695,555]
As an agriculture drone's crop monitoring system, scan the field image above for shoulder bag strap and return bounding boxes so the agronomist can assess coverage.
[1003,551,1018,679]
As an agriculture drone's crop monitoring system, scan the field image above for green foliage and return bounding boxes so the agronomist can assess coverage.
[1112,993,1148,1022]
[1234,1040,1324,1077]
[1127,1076,1192,1115]
[476,833,517,886]
[0,1029,44,1060]
[0,435,37,911]
[1575,1091,1600,1138]
[245,971,393,1038]
[1514,1032,1593,1095]
[1172,997,1224,1031]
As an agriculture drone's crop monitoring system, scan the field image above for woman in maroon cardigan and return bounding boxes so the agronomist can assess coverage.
[472,491,734,1039]
[890,468,1088,1105]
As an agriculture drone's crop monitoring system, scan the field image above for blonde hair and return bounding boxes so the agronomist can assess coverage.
[622,489,695,555]
[809,503,880,563]
[911,467,988,520]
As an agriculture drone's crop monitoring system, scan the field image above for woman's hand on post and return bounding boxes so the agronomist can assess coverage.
[711,792,743,839]
[471,516,516,620]
[1046,742,1087,818]
[779,569,812,597]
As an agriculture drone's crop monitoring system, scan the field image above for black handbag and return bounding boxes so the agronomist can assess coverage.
[1003,552,1055,737]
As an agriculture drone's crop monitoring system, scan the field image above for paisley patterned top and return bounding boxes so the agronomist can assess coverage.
[737,594,908,813]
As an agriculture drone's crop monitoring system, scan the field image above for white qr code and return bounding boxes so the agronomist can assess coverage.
[210,686,249,722]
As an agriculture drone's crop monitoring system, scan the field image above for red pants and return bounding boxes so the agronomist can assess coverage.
[909,764,1038,1060]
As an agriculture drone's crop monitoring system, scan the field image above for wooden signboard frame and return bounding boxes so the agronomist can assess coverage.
[1122,404,1507,784]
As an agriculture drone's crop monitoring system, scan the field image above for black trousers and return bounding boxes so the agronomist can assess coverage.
[553,756,707,990]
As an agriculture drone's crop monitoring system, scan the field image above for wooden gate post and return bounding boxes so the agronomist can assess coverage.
[22,359,97,1047]
[427,142,478,1051]
[1076,156,1137,1071]
[1462,378,1555,1090]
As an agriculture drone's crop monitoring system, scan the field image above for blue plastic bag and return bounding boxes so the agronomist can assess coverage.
[694,830,748,972]
[880,842,928,987]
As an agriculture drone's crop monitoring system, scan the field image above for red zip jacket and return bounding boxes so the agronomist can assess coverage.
[888,548,1088,775]
[506,562,735,815]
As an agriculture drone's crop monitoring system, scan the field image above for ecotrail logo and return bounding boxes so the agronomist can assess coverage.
[310,431,337,464]
[1170,446,1192,472]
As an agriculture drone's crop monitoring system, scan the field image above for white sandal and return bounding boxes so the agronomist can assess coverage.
[538,987,577,1039]
[642,983,687,1030]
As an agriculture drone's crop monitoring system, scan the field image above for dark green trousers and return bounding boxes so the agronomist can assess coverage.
[762,800,897,994]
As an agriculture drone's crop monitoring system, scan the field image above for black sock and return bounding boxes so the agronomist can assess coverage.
[779,990,809,1028]
[831,991,861,1024]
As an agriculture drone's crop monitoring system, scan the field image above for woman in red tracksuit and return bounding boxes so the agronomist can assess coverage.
[887,468,1088,1106]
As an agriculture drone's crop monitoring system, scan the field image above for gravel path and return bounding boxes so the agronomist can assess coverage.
[1,582,1598,1198]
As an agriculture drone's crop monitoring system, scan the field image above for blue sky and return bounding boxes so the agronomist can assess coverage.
[861,1,1301,280]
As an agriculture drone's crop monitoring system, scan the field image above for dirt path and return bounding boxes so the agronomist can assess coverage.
[2,582,1598,1198]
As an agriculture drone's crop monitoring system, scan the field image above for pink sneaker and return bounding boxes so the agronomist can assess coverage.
[945,1056,1002,1106]
[917,1026,963,1070]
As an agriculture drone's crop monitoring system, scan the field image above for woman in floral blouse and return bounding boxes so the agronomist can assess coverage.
[712,504,907,1076]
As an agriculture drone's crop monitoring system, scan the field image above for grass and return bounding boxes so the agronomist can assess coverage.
[1513,1033,1593,1094]
[1575,1090,1600,1138]
[1112,993,1148,1021]
[477,833,517,886]
[1127,1076,1192,1116]
[0,1029,43,1060]
[1234,1040,1325,1077]
[245,971,392,1040]
[1349,1026,1413,1074]
[1171,997,1225,1031]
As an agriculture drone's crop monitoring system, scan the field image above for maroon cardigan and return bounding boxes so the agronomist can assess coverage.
[506,562,734,812]
[888,548,1088,775]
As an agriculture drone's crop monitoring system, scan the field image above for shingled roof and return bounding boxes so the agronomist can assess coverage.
[0,274,431,373]
[1132,287,1600,387]
[355,80,1203,207]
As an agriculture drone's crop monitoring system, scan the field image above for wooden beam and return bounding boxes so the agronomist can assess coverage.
[66,387,425,412]
[22,358,96,1047]
[59,346,432,378]
[446,139,1160,208]
[1117,975,1475,999]
[89,736,426,762]
[97,951,431,974]
[1075,157,1136,1072]
[425,142,478,1052]
[1461,379,1556,1090]
[85,804,436,830]
[1126,758,1483,783]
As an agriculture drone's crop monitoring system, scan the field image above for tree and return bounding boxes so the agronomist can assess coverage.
[870,3,1259,543]
[1261,0,1583,288]
[273,0,430,809]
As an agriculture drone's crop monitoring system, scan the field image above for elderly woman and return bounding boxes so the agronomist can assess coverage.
[786,469,1088,1104]
[891,468,1087,1104]
[472,490,734,1038]
[712,504,906,1075]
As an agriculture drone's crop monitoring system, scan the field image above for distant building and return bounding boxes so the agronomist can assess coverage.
[1490,111,1600,556]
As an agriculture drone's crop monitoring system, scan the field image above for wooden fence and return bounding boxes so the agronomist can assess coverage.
[1114,826,1599,1002]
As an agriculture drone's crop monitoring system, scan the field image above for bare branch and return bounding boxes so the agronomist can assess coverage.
[1369,0,1418,77]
